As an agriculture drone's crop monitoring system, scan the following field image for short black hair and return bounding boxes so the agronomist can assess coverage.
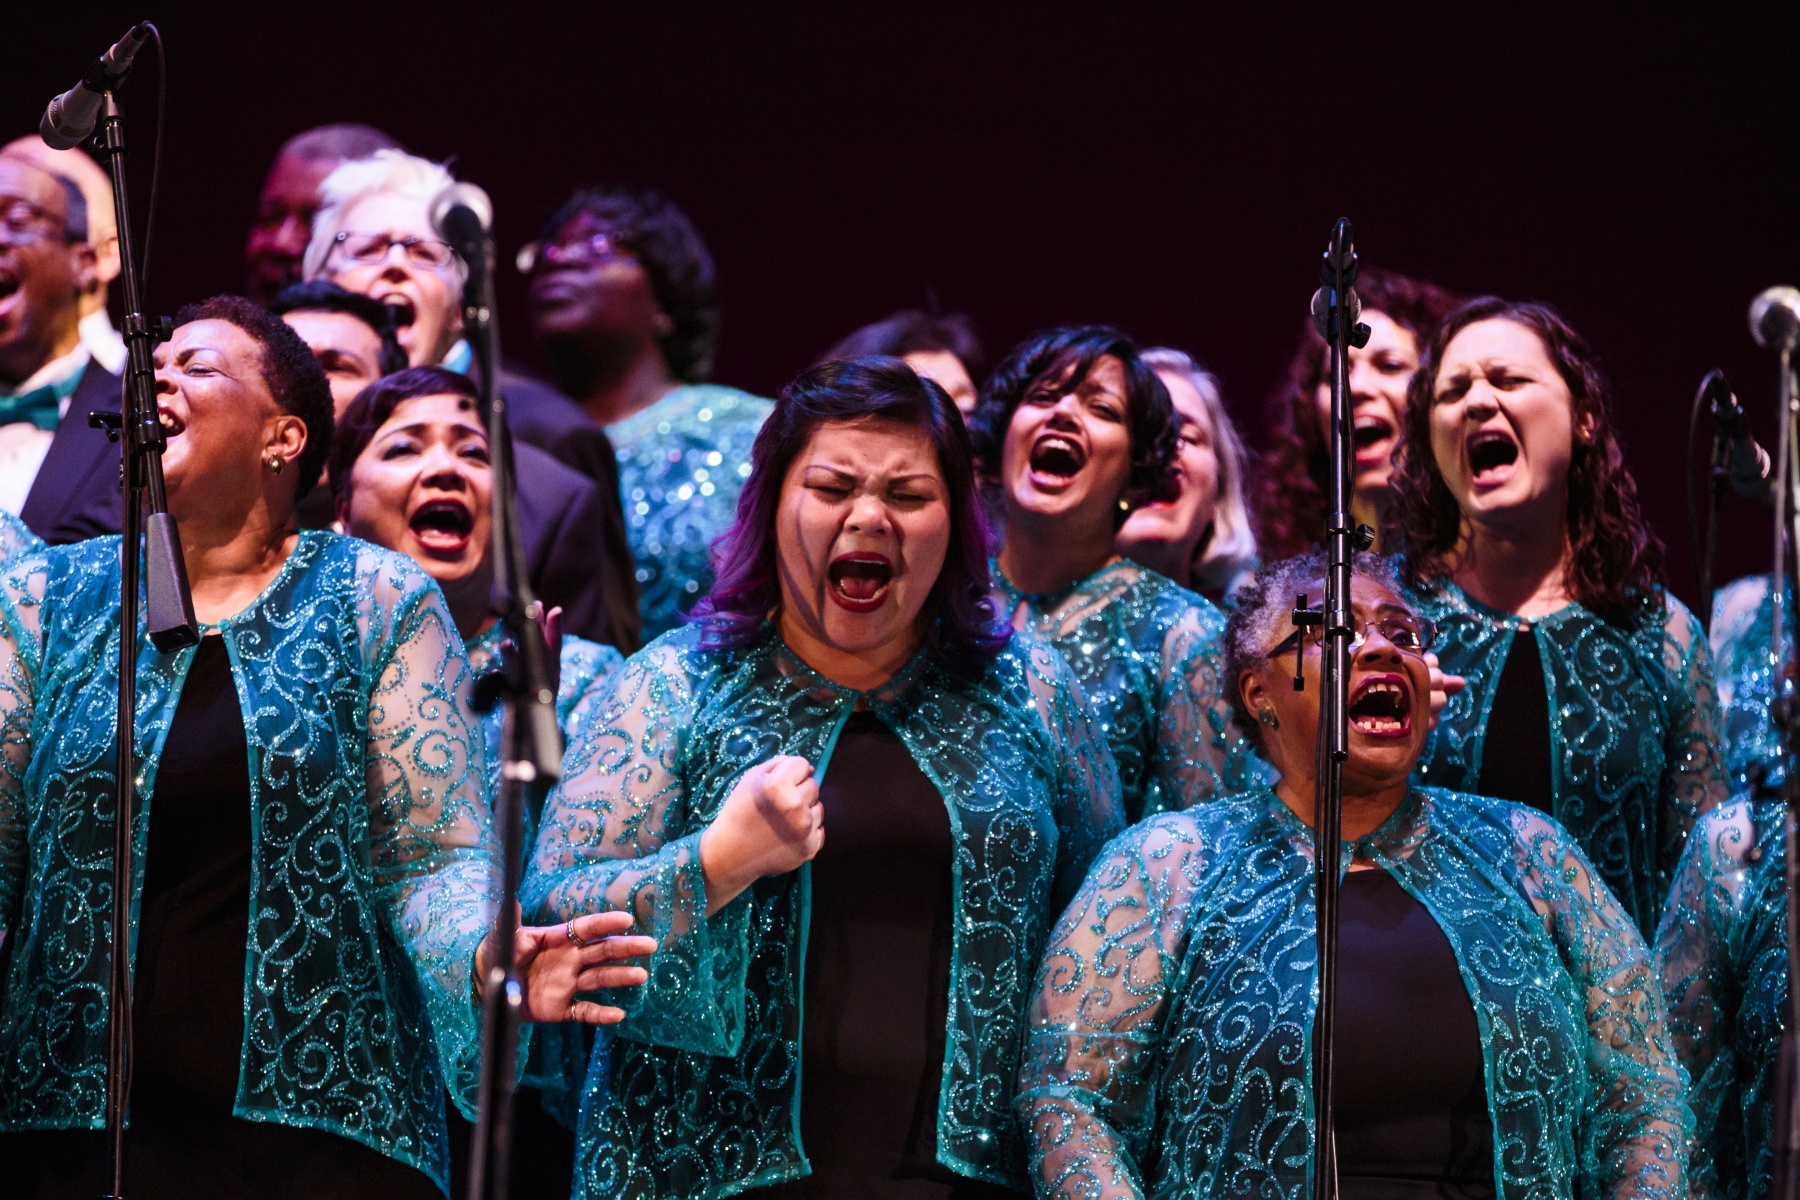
[821,309,985,382]
[269,279,408,374]
[969,325,1179,527]
[537,184,719,382]
[329,366,483,511]
[173,295,334,501]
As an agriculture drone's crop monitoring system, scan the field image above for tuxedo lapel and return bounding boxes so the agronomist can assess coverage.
[21,363,123,543]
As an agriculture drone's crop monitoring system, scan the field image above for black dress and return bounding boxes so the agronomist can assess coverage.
[1473,627,1555,813]
[14,635,440,1200]
[1334,868,1496,1200]
[754,711,1024,1200]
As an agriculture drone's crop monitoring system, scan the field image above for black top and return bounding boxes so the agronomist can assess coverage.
[1334,868,1496,1200]
[1475,626,1555,814]
[13,635,438,1200]
[754,710,1022,1200]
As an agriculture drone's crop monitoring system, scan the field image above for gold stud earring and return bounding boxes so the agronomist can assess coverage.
[1257,707,1280,729]
[266,454,284,474]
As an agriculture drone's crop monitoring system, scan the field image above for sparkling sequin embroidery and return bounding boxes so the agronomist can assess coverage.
[608,384,773,640]
[0,532,494,1192]
[1709,574,1790,801]
[1655,798,1788,1200]
[994,558,1258,824]
[522,622,1126,1198]
[1412,580,1727,932]
[1018,786,1692,1200]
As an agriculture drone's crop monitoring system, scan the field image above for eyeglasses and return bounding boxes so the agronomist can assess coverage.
[0,197,72,247]
[1269,613,1437,660]
[514,232,632,274]
[330,231,456,269]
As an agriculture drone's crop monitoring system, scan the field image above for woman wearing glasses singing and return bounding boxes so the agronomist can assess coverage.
[1017,551,1691,1200]
[1389,298,1727,934]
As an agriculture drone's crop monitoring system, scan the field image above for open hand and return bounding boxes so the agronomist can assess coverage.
[477,909,658,1024]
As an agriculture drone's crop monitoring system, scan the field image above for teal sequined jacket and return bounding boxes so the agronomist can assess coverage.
[1412,581,1728,931]
[0,509,42,564]
[468,625,624,1128]
[609,384,773,639]
[1655,799,1789,1200]
[1709,574,1790,800]
[995,559,1254,824]
[1018,786,1692,1200]
[0,532,495,1193]
[521,622,1127,1198]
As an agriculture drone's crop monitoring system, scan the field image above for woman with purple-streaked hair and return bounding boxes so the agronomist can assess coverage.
[523,355,1125,1199]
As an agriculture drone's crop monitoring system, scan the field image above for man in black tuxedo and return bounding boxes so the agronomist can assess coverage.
[0,153,122,544]
[273,280,639,651]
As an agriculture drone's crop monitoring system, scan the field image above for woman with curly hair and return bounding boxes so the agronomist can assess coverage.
[1253,268,1458,559]
[968,326,1251,824]
[1391,295,1728,932]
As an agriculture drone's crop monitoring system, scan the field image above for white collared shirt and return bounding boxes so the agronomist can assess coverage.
[0,344,92,515]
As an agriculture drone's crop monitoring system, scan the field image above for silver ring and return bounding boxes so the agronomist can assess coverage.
[566,918,589,948]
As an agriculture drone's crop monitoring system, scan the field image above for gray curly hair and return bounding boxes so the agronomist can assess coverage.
[1223,550,1409,755]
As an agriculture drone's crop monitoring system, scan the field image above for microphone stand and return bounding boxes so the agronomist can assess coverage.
[85,78,199,1200]
[1291,218,1371,1200]
[1766,343,1800,1200]
[454,211,563,1200]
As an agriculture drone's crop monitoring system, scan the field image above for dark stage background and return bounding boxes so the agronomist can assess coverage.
[4,5,1797,612]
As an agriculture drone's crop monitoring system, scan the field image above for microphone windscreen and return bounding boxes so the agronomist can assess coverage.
[430,183,493,241]
[1749,286,1800,352]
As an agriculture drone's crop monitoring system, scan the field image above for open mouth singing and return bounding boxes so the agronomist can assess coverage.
[828,552,893,612]
[1348,673,1412,738]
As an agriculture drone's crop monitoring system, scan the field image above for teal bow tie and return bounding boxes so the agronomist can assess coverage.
[0,384,64,431]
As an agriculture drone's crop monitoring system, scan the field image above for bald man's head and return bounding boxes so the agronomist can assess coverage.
[245,123,403,303]
[1,137,117,316]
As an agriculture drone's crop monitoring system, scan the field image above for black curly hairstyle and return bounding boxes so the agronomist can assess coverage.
[174,294,334,501]
[536,183,720,382]
[968,325,1179,528]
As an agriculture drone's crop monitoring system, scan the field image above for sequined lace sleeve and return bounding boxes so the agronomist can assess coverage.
[1148,601,1250,809]
[360,555,497,1113]
[522,639,744,1057]
[1657,596,1729,899]
[1512,806,1692,1199]
[0,555,45,948]
[1021,637,1129,911]
[1652,801,1758,1200]
[1017,815,1205,1200]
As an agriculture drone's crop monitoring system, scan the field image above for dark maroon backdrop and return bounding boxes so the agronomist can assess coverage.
[6,4,1797,611]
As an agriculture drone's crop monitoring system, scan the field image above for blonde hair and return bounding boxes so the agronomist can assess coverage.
[301,149,466,288]
[1142,347,1258,594]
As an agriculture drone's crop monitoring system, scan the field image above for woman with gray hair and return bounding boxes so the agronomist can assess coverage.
[301,148,468,368]
[1017,550,1691,1200]
[1115,348,1257,604]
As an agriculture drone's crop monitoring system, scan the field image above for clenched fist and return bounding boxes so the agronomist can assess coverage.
[698,755,824,914]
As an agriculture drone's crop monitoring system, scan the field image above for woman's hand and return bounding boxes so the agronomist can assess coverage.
[698,755,824,915]
[1425,651,1466,732]
[476,909,659,1024]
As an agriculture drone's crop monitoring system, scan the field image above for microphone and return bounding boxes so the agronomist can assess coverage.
[1311,219,1363,340]
[429,182,494,267]
[1704,368,1772,502]
[1750,286,1800,353]
[39,24,153,151]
